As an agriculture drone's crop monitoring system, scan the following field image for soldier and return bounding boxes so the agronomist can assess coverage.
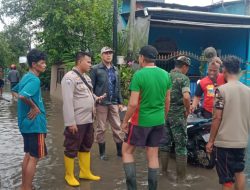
[61,52,105,187]
[159,56,191,182]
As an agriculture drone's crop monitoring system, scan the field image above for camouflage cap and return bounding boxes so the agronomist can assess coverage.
[176,56,191,66]
[101,46,113,54]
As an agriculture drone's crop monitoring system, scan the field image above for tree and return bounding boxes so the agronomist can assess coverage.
[0,0,120,87]
[0,33,13,68]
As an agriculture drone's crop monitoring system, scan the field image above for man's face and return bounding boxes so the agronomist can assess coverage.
[183,64,189,75]
[138,55,143,66]
[101,51,113,63]
[33,60,46,73]
[79,56,92,72]
[222,66,228,82]
[207,64,219,80]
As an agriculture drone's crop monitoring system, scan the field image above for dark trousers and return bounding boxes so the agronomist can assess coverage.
[64,123,94,158]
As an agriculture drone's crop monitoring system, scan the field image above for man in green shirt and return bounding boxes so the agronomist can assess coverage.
[121,45,171,190]
[159,56,191,182]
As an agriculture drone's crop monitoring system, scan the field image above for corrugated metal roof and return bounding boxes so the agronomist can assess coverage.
[150,18,250,28]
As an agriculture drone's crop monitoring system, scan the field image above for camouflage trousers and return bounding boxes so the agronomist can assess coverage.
[159,118,187,156]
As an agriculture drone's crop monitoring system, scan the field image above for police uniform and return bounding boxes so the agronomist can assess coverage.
[61,66,100,186]
[61,67,95,158]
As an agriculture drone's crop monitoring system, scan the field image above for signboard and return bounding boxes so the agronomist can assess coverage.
[19,56,27,64]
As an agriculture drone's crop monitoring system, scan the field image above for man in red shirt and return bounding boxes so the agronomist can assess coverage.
[191,57,225,118]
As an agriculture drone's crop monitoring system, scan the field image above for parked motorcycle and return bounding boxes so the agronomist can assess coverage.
[186,113,215,169]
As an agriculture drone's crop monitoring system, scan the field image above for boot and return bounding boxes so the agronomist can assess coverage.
[160,151,170,175]
[176,155,187,183]
[116,142,122,157]
[148,168,159,190]
[99,143,108,160]
[123,162,137,190]
[78,152,101,181]
[64,155,80,186]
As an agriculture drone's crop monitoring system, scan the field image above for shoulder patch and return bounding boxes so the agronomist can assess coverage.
[65,78,72,85]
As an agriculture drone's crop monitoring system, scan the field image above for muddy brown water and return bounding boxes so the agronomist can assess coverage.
[0,89,250,190]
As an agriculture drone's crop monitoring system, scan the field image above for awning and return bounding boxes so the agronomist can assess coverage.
[121,7,250,29]
[149,18,250,29]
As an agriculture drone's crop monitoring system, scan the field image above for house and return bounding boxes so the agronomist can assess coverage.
[121,0,250,93]
[50,0,250,99]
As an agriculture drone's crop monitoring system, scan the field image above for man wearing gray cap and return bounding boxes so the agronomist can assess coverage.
[159,55,191,183]
[90,46,124,160]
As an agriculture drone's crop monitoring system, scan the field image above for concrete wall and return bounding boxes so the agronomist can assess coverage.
[50,65,65,100]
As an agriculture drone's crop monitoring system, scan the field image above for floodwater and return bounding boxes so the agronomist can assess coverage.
[0,87,250,190]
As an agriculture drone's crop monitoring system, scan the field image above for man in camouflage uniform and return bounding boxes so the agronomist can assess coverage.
[159,56,191,182]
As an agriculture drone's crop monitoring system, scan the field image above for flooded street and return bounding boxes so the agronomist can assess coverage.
[1,88,250,190]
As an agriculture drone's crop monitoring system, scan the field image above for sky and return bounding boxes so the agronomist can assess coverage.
[165,0,237,6]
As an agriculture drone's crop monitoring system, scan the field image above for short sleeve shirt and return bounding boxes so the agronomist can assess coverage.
[14,72,47,133]
[214,88,225,110]
[168,69,190,117]
[129,67,172,127]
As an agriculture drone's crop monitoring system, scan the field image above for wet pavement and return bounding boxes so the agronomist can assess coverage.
[0,88,250,190]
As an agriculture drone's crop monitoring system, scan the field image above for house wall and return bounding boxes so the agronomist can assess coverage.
[149,26,205,76]
[149,26,248,75]
[50,65,65,100]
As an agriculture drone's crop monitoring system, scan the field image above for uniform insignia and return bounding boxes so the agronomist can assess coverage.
[66,78,72,85]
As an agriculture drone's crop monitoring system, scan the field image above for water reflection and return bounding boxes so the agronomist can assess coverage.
[0,90,249,190]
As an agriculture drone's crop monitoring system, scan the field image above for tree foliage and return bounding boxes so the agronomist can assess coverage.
[0,0,120,87]
[1,0,115,64]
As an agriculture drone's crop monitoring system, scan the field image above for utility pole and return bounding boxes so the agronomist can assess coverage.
[128,0,136,59]
[113,0,118,65]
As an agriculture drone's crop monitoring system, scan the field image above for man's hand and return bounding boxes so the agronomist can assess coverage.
[184,110,190,118]
[68,125,78,134]
[206,141,214,154]
[121,122,129,134]
[96,93,107,103]
[28,106,41,119]
[118,104,124,112]
[190,105,195,113]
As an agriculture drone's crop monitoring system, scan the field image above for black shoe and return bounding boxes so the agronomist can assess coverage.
[99,143,108,161]
[116,142,123,157]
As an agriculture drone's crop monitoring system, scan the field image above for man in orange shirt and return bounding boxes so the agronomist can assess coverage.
[191,57,225,118]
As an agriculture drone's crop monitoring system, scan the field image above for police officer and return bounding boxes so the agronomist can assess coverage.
[159,56,191,182]
[61,52,105,187]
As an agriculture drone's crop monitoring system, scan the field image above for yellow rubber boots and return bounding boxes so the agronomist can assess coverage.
[64,155,80,186]
[78,152,101,181]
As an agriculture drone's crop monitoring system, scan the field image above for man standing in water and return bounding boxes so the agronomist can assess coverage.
[206,56,250,190]
[121,45,171,190]
[8,64,20,100]
[90,46,124,160]
[61,52,104,186]
[191,57,224,118]
[12,49,47,190]
[159,56,191,182]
